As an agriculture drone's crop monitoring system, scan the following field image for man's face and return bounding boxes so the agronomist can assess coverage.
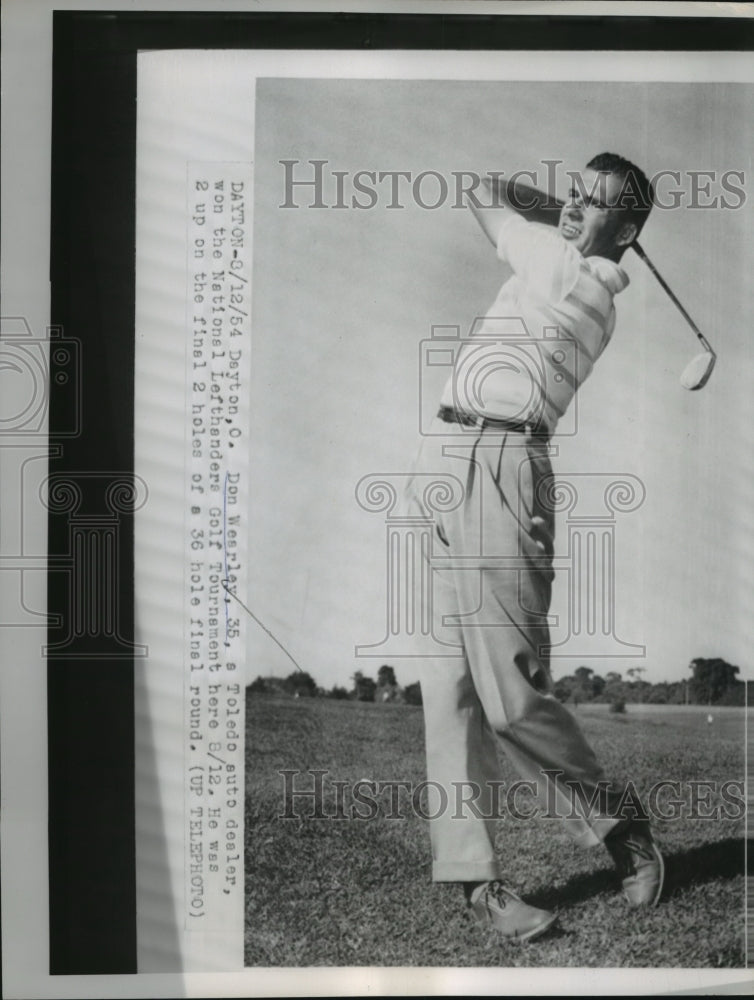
[558,168,636,259]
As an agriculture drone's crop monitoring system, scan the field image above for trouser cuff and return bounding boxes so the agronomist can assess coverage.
[569,813,627,848]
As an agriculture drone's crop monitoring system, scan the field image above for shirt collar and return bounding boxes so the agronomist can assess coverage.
[585,255,630,294]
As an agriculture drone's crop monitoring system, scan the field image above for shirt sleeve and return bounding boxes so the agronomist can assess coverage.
[496,213,581,304]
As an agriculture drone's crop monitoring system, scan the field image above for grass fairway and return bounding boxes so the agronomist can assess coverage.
[244,695,745,967]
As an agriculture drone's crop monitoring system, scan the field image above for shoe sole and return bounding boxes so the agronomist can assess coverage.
[648,842,665,907]
[471,908,559,943]
[515,911,559,943]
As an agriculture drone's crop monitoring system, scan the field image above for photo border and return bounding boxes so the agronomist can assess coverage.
[3,1,754,996]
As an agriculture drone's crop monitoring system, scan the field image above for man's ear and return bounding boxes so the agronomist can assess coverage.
[616,221,638,247]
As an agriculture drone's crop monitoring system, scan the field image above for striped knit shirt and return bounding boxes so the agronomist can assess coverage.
[440,213,629,432]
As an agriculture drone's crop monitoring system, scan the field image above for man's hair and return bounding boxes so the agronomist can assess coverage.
[586,152,654,235]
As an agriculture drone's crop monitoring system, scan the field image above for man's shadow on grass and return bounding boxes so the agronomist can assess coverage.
[530,836,745,910]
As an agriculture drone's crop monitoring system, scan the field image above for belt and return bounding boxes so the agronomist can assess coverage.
[437,405,550,439]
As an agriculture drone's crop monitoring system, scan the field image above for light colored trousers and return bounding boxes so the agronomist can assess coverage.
[404,418,624,882]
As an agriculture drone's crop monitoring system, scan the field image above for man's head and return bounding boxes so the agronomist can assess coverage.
[559,153,654,261]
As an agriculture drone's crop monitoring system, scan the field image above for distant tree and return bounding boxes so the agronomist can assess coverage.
[629,679,652,703]
[247,675,290,696]
[378,664,397,687]
[647,682,669,704]
[600,670,627,706]
[376,664,401,702]
[553,673,576,703]
[352,671,377,702]
[283,670,318,698]
[716,683,745,707]
[329,685,350,700]
[403,681,423,706]
[666,681,686,705]
[689,657,741,705]
[571,666,605,702]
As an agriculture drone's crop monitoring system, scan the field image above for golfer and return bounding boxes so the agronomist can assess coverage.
[404,153,663,941]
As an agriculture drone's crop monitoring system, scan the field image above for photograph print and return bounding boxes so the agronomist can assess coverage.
[240,70,751,969]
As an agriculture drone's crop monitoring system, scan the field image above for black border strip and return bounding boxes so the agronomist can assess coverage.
[48,8,754,975]
[49,15,137,975]
[52,11,754,52]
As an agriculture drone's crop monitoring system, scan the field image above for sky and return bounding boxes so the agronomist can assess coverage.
[246,76,753,691]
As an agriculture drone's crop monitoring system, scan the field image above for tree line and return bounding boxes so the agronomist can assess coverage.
[247,657,744,708]
[552,658,744,708]
[247,664,423,704]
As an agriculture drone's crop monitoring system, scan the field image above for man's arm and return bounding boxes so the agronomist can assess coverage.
[466,174,564,247]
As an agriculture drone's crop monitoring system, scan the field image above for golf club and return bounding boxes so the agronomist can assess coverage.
[632,241,716,390]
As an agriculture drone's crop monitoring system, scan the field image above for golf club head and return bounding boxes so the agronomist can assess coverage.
[680,350,716,390]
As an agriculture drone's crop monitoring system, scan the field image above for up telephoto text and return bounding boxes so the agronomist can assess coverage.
[279,160,747,211]
[277,769,745,823]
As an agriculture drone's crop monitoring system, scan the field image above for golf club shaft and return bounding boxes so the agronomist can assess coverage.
[632,242,716,357]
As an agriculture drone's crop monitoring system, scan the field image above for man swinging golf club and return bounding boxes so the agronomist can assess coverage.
[404,153,673,942]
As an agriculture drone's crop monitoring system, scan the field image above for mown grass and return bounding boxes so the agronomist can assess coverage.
[244,696,745,967]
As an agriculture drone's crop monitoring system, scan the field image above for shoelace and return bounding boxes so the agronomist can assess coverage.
[610,835,655,876]
[623,837,656,862]
[485,881,520,909]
